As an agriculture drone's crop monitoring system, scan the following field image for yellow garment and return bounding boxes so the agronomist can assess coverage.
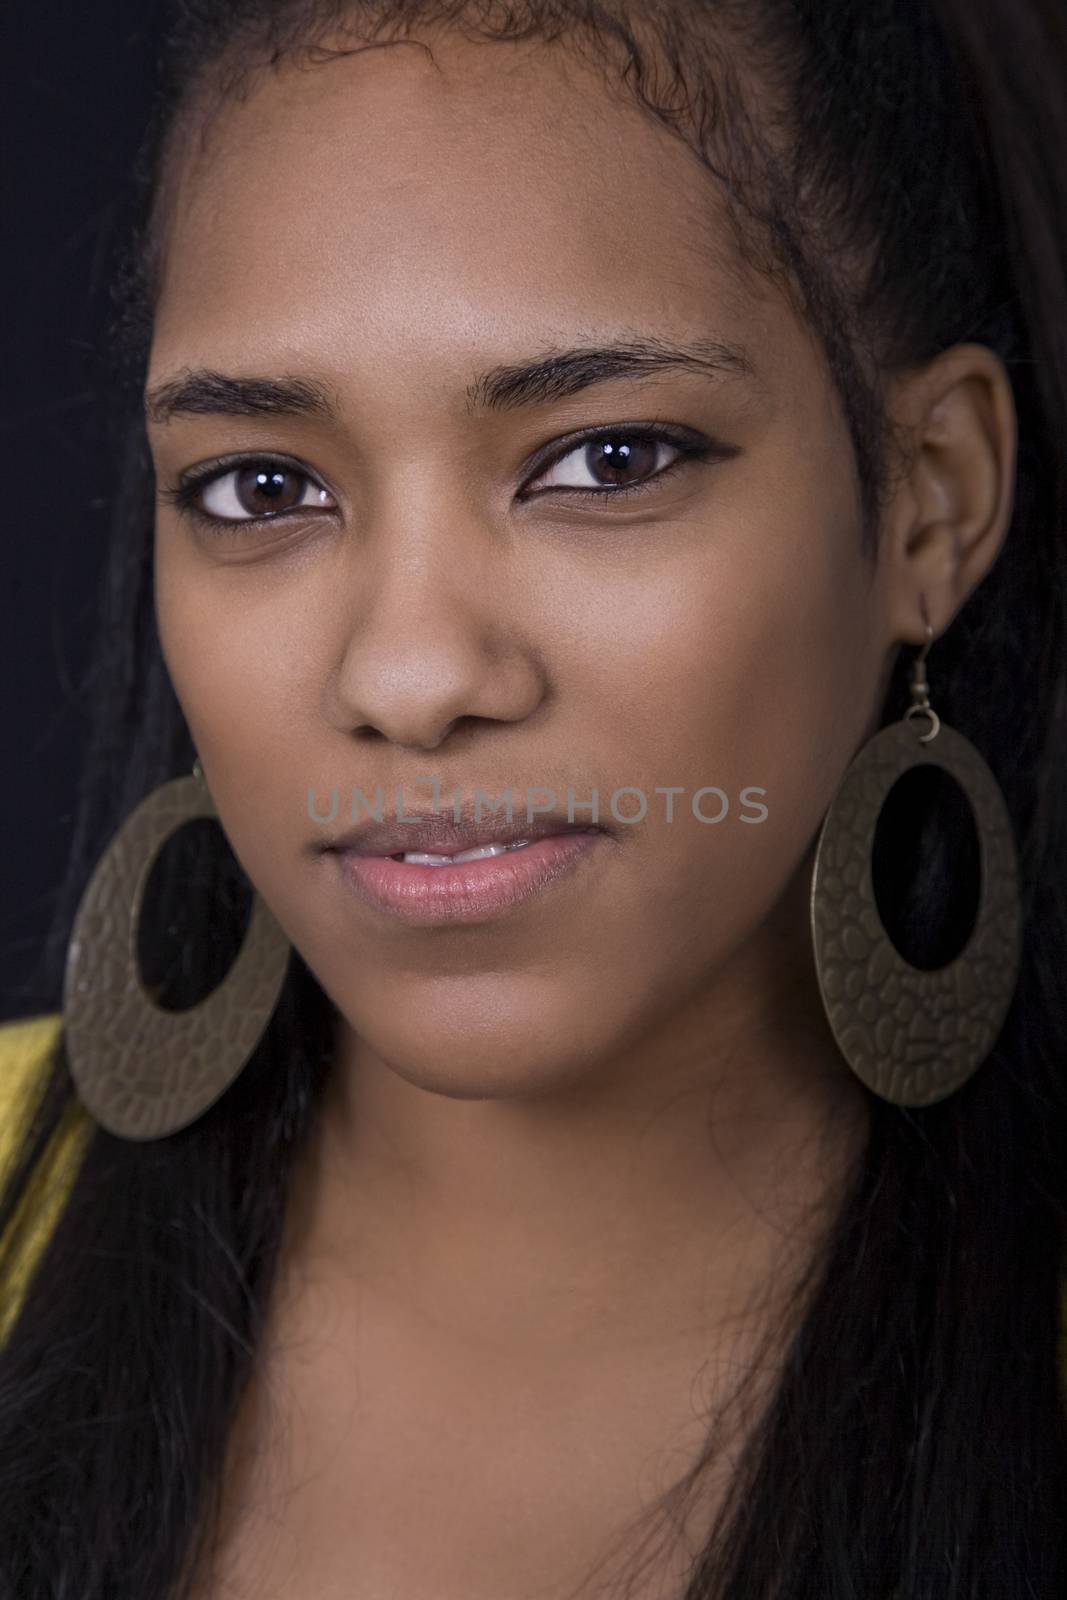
[0,1013,92,1345]
[1,1013,1067,1408]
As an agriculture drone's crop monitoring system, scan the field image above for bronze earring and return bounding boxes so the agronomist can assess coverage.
[810,600,1022,1107]
[62,758,292,1140]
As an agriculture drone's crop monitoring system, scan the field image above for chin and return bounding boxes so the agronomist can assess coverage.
[336,980,620,1101]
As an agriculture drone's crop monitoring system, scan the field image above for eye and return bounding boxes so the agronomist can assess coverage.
[159,458,336,528]
[522,424,720,502]
[160,423,729,537]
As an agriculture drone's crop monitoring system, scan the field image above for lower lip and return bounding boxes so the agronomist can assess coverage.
[333,830,608,923]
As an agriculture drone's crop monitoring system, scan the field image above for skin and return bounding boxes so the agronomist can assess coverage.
[145,27,1017,1600]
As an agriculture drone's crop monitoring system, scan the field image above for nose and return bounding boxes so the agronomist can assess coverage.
[321,518,546,753]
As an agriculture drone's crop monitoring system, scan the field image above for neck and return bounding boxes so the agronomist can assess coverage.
[277,901,870,1368]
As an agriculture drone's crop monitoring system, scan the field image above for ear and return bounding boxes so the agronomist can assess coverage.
[880,342,1017,646]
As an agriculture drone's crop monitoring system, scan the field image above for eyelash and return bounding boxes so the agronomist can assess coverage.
[158,423,719,534]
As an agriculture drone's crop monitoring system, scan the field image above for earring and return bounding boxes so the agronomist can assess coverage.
[810,600,1022,1107]
[62,757,292,1141]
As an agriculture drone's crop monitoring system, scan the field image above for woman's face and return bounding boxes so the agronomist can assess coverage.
[147,31,895,1100]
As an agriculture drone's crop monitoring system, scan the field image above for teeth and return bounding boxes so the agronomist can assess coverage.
[395,839,534,866]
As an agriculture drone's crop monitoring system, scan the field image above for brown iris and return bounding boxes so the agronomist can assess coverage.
[231,465,306,516]
[583,436,659,487]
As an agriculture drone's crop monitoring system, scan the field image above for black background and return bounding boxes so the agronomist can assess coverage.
[2,6,165,1018]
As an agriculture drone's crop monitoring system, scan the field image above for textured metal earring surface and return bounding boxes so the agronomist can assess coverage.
[62,761,292,1140]
[810,614,1022,1107]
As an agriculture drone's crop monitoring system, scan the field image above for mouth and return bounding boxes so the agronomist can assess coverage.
[332,826,610,924]
[389,837,545,863]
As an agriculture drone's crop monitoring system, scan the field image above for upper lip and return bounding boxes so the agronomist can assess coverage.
[324,802,608,857]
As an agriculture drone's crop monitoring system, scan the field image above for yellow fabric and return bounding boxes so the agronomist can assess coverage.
[1,1013,1066,1408]
[0,1012,92,1345]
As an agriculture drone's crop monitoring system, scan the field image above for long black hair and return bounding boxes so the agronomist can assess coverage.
[2,2,1066,1594]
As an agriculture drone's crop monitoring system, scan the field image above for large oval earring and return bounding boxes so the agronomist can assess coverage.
[62,758,292,1140]
[810,601,1022,1108]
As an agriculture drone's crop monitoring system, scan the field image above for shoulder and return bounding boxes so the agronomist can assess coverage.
[0,1012,91,1346]
[0,1012,64,1156]
[0,1010,63,1067]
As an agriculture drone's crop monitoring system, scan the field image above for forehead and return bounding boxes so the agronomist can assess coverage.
[150,32,778,378]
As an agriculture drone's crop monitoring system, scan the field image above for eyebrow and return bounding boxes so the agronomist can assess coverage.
[143,335,757,426]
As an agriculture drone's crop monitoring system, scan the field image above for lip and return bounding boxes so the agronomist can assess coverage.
[323,805,608,858]
[333,828,609,924]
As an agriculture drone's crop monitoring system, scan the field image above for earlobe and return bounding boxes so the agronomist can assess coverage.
[883,342,1017,647]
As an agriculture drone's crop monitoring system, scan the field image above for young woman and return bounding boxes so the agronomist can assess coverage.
[1,2,1064,1596]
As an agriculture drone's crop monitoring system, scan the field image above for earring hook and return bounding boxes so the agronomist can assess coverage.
[915,593,935,667]
[906,595,940,742]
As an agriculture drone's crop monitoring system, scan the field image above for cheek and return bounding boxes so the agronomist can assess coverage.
[153,553,318,881]
[583,513,872,961]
